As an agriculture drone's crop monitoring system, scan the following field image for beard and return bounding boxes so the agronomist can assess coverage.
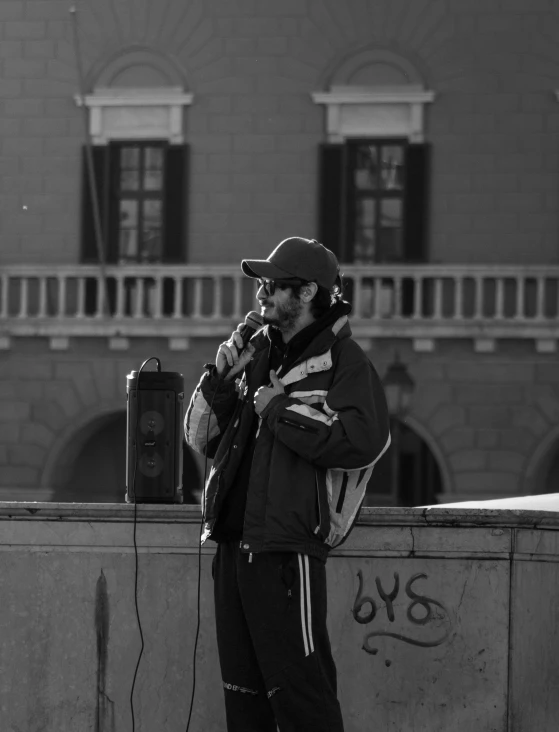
[262,293,303,331]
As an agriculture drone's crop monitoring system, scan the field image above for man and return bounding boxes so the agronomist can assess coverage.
[185,237,390,732]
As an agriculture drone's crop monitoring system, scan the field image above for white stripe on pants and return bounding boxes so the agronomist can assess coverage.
[297,553,314,656]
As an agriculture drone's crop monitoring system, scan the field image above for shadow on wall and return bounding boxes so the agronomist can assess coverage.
[50,411,201,503]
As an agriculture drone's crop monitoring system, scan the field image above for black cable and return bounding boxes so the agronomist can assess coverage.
[130,356,161,732]
[127,355,223,732]
[185,373,222,732]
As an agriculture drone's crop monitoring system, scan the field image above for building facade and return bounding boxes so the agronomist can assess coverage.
[1,0,559,505]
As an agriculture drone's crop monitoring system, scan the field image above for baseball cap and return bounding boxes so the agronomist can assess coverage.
[241,237,340,290]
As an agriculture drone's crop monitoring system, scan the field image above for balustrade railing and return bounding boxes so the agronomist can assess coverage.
[1,263,559,339]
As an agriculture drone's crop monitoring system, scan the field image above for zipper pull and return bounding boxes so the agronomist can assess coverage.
[249,553,253,563]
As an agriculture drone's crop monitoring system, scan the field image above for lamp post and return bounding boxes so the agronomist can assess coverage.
[382,354,415,505]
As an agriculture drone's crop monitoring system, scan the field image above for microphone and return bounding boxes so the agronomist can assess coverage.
[221,310,264,378]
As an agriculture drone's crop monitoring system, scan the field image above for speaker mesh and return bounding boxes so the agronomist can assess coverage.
[139,410,165,435]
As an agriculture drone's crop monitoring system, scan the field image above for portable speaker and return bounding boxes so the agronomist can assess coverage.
[125,369,184,504]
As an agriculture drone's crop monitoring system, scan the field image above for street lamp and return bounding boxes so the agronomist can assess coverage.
[382,352,415,417]
[382,353,415,505]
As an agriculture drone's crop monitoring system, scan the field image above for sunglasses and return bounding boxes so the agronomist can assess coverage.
[257,278,307,296]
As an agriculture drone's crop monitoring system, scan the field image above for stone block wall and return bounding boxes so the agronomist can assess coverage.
[0,338,212,500]
[0,337,558,502]
[1,1,559,501]
[0,0,559,264]
[372,340,559,501]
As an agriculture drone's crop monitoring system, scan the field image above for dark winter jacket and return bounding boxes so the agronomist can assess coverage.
[184,308,391,561]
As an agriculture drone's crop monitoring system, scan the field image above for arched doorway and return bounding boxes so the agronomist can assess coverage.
[543,448,559,494]
[50,412,202,503]
[531,441,559,495]
[51,412,127,503]
[523,426,559,497]
[364,417,442,507]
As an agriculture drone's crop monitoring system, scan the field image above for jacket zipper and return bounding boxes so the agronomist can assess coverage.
[239,429,260,558]
[210,396,246,526]
[314,470,322,536]
[279,416,319,434]
[238,540,253,563]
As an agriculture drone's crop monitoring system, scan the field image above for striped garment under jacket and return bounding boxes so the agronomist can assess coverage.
[184,311,391,562]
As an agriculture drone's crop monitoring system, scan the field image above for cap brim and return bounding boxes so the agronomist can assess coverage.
[241,259,295,280]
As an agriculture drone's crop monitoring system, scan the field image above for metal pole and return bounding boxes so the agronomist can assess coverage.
[69,4,109,316]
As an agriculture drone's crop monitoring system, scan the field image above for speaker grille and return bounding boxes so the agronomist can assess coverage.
[127,389,178,501]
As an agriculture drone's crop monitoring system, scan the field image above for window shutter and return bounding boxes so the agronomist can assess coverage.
[81,145,121,314]
[318,143,344,260]
[106,143,120,264]
[163,144,189,263]
[80,145,119,264]
[403,143,431,263]
[80,145,108,263]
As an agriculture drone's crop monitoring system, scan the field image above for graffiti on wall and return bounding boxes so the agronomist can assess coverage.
[352,570,452,662]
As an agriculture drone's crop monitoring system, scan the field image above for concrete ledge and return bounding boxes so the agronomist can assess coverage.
[1,499,557,529]
[0,499,558,731]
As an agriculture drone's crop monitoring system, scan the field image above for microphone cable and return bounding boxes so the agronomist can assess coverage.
[184,316,261,729]
[184,318,262,728]
[184,372,223,732]
[129,340,253,729]
[127,356,225,732]
[130,356,161,732]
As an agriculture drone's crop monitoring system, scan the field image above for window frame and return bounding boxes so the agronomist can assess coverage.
[344,137,408,265]
[110,140,168,265]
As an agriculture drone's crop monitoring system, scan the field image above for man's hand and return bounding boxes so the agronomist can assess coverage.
[254,370,285,415]
[216,325,255,381]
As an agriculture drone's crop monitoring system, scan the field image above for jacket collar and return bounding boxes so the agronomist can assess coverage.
[248,300,352,382]
[282,312,352,385]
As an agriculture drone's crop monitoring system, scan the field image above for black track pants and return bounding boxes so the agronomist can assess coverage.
[212,541,344,732]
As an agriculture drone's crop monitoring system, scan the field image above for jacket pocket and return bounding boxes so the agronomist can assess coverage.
[335,472,349,514]
[279,416,319,434]
[314,468,330,541]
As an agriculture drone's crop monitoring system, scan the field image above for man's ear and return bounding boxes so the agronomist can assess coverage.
[301,282,318,302]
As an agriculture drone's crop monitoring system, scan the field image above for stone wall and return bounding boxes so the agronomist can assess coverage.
[2,0,559,501]
[0,0,559,265]
[373,340,559,501]
[0,338,211,499]
[1,336,558,501]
